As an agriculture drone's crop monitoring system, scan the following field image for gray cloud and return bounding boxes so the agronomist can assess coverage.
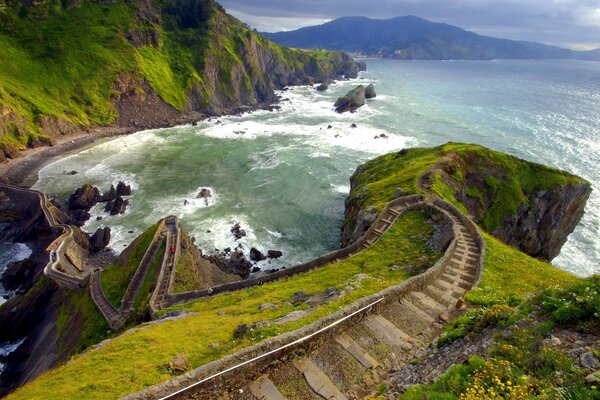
[219,0,600,49]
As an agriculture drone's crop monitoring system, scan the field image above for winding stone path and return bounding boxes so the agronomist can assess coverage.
[0,183,89,288]
[122,195,485,400]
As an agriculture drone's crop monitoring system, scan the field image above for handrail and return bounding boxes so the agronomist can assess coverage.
[158,297,386,400]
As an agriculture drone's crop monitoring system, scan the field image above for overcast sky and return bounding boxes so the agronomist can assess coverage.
[219,0,600,50]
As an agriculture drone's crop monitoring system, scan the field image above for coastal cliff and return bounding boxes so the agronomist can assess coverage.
[342,143,591,261]
[0,0,362,161]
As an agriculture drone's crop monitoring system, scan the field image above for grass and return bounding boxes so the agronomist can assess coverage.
[100,223,159,308]
[126,241,166,325]
[346,143,587,235]
[7,210,441,400]
[467,233,578,306]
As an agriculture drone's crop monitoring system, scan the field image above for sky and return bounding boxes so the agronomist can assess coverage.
[218,0,600,50]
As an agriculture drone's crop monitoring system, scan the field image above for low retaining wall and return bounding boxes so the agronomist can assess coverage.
[163,195,425,309]
[122,198,482,400]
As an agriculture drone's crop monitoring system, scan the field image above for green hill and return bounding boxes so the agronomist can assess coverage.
[0,0,360,160]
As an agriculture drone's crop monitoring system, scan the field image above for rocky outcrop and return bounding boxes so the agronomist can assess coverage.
[249,247,267,262]
[104,196,128,215]
[208,249,253,279]
[267,250,283,259]
[365,84,377,99]
[89,227,111,252]
[490,184,591,260]
[116,181,132,196]
[334,85,366,113]
[68,184,100,211]
[343,144,591,261]
[316,83,328,92]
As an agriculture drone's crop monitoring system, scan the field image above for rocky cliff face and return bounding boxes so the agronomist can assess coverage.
[0,0,363,160]
[341,144,591,261]
[485,183,590,260]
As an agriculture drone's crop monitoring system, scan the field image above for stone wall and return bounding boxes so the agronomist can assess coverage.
[122,198,484,400]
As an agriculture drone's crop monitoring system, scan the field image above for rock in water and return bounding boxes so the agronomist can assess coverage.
[250,247,267,262]
[68,184,100,210]
[365,84,377,99]
[267,250,283,259]
[104,196,128,215]
[316,83,328,91]
[334,85,366,113]
[99,185,117,202]
[231,223,246,240]
[116,181,132,196]
[89,227,111,252]
[197,188,212,199]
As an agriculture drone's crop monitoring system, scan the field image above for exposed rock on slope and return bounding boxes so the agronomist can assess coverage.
[342,143,591,261]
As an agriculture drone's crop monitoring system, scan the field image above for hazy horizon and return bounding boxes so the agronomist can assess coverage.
[219,0,600,51]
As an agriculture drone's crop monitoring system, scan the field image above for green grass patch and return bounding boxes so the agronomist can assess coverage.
[8,210,441,400]
[100,223,159,308]
[126,240,166,325]
[466,233,578,306]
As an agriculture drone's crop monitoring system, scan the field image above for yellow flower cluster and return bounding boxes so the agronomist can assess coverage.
[474,304,515,332]
[459,358,532,400]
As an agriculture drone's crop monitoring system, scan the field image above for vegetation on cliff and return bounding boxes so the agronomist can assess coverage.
[0,0,360,160]
[343,142,590,260]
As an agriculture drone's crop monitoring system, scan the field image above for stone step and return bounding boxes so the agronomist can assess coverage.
[446,269,475,283]
[400,299,436,325]
[248,376,287,400]
[335,334,379,369]
[387,208,400,216]
[408,292,447,316]
[364,315,412,349]
[380,302,429,338]
[381,218,394,225]
[424,285,458,307]
[441,273,472,290]
[373,228,385,236]
[293,358,347,400]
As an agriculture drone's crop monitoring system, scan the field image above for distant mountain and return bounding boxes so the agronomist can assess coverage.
[264,16,600,61]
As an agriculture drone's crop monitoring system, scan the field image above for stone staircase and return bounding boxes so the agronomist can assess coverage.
[90,218,169,330]
[122,197,485,400]
[0,183,90,288]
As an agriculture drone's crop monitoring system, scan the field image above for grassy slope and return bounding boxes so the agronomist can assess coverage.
[7,210,440,400]
[347,143,586,232]
[100,223,159,308]
[467,233,578,306]
[0,0,354,155]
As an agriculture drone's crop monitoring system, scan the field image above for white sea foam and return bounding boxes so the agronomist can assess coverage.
[0,337,26,376]
[0,243,32,306]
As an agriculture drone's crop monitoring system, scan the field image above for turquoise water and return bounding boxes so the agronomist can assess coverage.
[33,60,600,276]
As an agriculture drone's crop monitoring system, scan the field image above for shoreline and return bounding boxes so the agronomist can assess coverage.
[0,97,298,188]
[0,127,136,188]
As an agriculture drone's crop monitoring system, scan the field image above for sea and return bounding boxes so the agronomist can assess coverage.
[31,59,600,277]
